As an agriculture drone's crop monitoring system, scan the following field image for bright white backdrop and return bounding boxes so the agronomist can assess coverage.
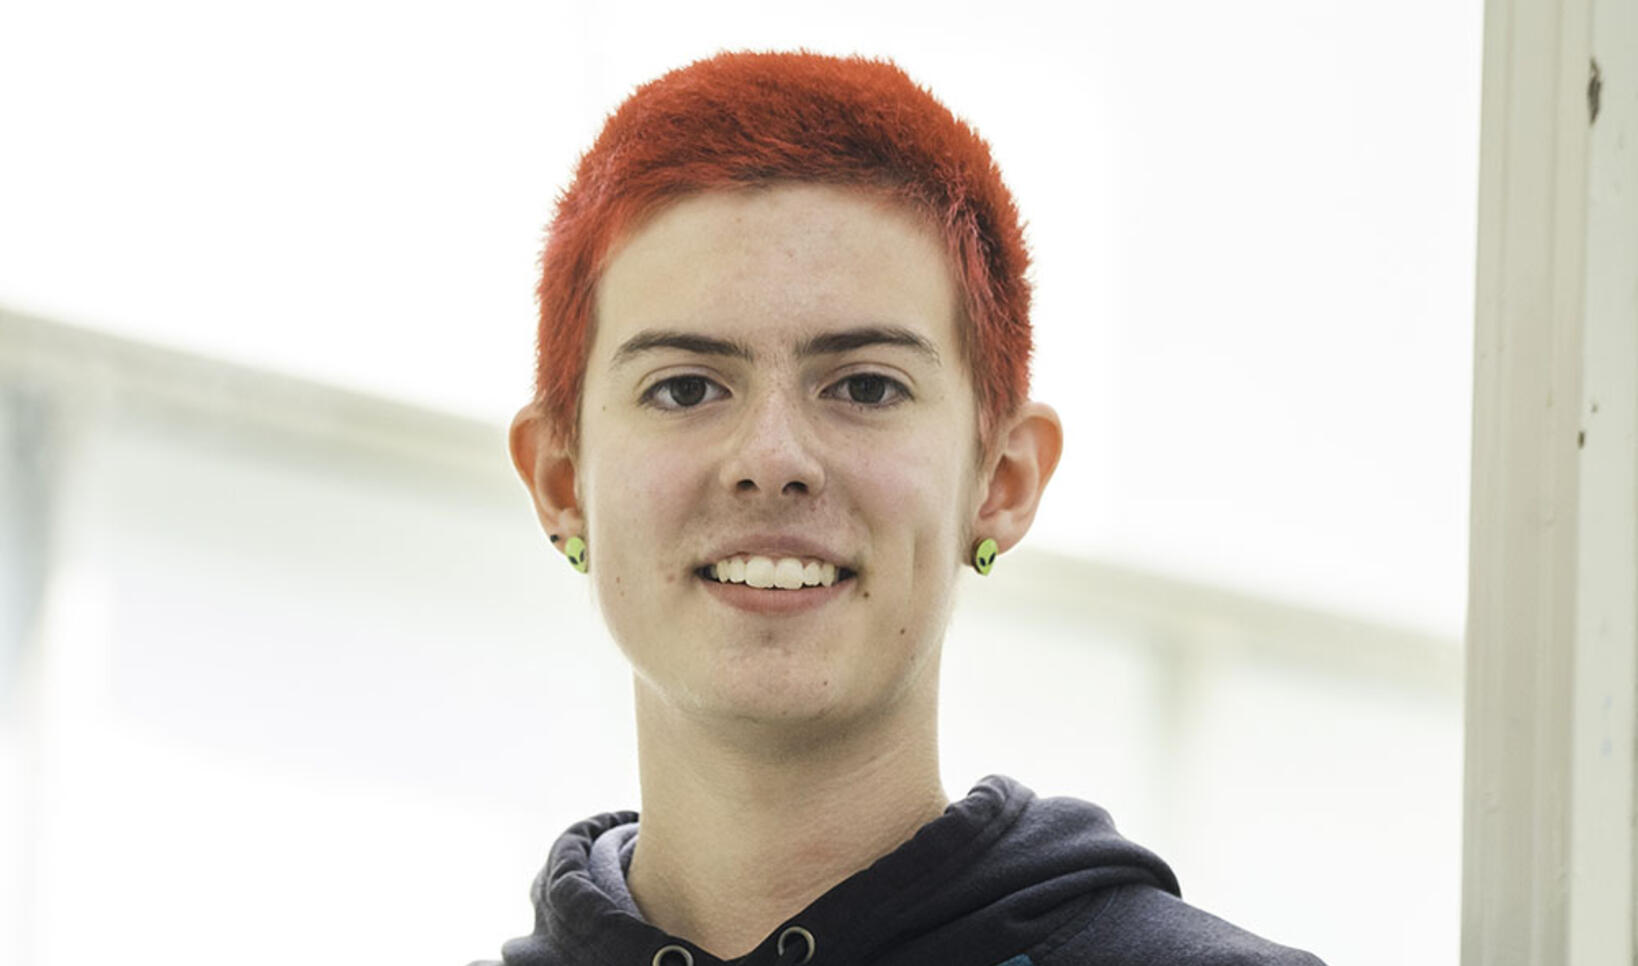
[0,2,1481,964]
[0,0,1481,636]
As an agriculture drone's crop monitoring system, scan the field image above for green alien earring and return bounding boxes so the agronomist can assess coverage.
[972,537,998,575]
[564,536,589,574]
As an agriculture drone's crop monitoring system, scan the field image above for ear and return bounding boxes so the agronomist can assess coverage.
[508,401,586,554]
[973,401,1064,557]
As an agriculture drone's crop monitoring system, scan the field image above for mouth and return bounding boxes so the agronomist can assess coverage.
[693,554,859,616]
[693,554,859,590]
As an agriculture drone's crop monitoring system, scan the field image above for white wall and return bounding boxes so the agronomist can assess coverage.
[0,0,1482,638]
[0,3,1479,960]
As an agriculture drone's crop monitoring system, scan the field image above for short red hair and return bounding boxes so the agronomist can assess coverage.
[534,49,1033,455]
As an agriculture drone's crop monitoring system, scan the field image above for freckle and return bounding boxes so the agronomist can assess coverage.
[615,576,621,584]
[863,591,870,599]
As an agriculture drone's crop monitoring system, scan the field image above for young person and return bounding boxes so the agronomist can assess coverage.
[486,49,1326,966]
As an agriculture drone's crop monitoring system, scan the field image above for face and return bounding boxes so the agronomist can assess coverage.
[575,182,982,727]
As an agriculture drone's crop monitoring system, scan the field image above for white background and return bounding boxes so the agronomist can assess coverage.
[0,2,1480,964]
[0,0,1480,638]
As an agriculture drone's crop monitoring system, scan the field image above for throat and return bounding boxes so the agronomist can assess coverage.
[625,775,949,959]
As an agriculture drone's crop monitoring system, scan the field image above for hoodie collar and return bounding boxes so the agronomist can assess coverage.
[500,775,1178,966]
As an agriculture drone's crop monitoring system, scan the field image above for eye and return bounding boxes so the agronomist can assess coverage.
[822,373,911,407]
[642,374,729,411]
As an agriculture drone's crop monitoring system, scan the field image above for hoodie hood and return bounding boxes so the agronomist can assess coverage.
[491,775,1180,966]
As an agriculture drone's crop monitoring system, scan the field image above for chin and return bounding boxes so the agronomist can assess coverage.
[679,658,873,729]
[707,659,845,713]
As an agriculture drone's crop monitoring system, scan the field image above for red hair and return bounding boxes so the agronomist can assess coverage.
[534,49,1033,455]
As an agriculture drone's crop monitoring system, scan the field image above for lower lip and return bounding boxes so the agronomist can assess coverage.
[697,573,855,615]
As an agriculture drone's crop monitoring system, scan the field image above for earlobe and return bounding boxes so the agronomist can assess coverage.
[508,402,586,542]
[972,402,1064,557]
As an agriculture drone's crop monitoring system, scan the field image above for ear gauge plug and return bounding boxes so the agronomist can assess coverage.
[565,536,589,573]
[972,537,998,575]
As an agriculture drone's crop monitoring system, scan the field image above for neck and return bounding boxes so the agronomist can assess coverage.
[624,668,949,959]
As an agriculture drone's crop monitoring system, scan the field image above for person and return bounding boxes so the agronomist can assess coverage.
[485,49,1325,966]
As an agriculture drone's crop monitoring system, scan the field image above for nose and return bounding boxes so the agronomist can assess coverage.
[720,388,826,498]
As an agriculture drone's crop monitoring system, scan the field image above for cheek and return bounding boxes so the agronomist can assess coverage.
[847,435,969,557]
[584,436,707,566]
[585,421,659,503]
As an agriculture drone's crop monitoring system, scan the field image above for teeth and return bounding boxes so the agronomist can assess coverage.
[745,557,775,588]
[773,558,805,589]
[706,555,843,589]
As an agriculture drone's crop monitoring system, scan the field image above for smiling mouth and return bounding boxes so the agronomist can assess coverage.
[694,556,859,590]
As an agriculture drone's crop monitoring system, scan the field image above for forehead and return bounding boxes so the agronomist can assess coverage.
[590,182,962,362]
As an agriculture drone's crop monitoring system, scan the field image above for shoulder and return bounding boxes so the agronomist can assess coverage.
[1035,884,1327,966]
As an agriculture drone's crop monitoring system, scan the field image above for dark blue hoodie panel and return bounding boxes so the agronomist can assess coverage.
[469,775,1327,966]
[1028,884,1328,966]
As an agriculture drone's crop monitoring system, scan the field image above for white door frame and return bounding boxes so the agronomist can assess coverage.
[1463,0,1636,961]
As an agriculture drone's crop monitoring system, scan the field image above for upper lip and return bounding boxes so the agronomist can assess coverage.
[699,534,856,570]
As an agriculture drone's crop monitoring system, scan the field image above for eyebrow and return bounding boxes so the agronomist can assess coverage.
[611,325,941,367]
